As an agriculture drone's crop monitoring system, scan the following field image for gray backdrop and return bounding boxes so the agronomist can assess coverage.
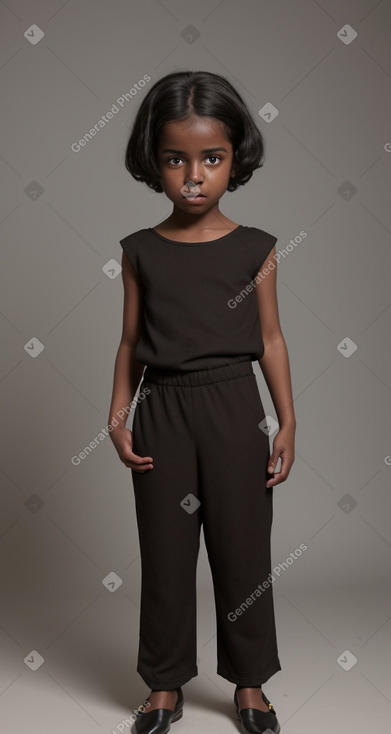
[1,1,390,732]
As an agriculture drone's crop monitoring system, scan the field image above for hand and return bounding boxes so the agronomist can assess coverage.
[110,427,153,473]
[266,424,295,488]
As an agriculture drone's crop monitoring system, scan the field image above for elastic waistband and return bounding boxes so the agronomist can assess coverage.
[143,359,254,387]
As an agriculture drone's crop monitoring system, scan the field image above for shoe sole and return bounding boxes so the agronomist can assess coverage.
[171,708,183,723]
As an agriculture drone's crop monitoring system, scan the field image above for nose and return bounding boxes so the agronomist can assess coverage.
[185,162,203,184]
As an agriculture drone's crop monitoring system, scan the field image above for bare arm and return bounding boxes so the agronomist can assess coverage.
[255,247,296,487]
[107,251,153,472]
[108,251,145,429]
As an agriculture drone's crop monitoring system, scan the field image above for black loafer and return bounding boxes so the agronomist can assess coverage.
[234,686,281,734]
[131,687,184,734]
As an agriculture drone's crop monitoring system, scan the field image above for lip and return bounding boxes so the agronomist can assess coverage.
[182,195,207,202]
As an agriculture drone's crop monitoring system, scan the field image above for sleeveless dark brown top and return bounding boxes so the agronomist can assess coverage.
[119,225,277,372]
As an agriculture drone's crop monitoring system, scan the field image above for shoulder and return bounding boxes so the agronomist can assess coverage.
[119,228,150,246]
[245,225,278,249]
[240,226,278,277]
[243,225,277,240]
[119,228,152,276]
[239,225,278,251]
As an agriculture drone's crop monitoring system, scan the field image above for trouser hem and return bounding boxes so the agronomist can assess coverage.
[217,660,282,687]
[137,665,198,690]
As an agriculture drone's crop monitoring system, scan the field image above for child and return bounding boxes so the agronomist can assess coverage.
[108,70,296,734]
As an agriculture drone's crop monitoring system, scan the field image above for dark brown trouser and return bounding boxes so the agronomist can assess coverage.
[130,359,282,690]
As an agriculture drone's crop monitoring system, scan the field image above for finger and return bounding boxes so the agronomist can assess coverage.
[266,469,286,487]
[128,453,153,464]
[124,461,153,472]
[123,453,154,472]
[267,454,280,473]
[266,455,293,486]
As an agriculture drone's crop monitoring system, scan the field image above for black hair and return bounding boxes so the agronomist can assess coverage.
[124,70,266,193]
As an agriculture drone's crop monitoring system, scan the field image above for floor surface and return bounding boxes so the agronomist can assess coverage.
[1,585,389,733]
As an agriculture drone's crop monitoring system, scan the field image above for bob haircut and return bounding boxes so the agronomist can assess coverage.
[124,70,266,193]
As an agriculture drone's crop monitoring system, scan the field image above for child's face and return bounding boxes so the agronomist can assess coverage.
[156,116,235,213]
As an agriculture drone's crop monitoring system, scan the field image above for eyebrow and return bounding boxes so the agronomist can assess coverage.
[160,147,228,154]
